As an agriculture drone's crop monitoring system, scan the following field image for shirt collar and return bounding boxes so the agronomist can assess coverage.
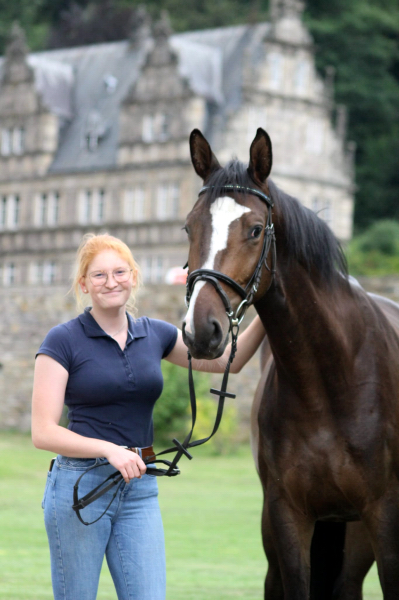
[78,308,147,341]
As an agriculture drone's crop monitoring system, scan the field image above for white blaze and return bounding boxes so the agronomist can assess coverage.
[184,196,250,334]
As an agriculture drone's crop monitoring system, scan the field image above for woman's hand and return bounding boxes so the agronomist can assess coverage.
[105,446,147,483]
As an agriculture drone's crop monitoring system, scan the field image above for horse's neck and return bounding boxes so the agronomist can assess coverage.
[255,266,360,401]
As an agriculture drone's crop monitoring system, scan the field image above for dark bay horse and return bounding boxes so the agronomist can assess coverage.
[182,127,399,599]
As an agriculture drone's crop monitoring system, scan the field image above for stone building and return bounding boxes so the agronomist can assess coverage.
[0,0,355,430]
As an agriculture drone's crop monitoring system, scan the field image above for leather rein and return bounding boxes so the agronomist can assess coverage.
[72,184,276,526]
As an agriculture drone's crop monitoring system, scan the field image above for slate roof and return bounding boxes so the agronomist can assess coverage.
[0,23,272,174]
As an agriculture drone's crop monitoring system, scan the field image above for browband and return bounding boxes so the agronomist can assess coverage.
[198,184,274,208]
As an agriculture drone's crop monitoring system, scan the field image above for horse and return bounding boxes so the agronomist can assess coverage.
[182,127,399,599]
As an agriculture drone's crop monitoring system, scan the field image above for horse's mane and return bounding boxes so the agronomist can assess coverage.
[204,160,348,286]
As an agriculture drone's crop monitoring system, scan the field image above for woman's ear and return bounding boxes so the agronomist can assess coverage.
[79,277,88,293]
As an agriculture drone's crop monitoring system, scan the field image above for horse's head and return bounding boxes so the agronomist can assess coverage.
[182,128,274,359]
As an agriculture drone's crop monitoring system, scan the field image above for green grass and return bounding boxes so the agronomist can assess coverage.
[0,433,382,599]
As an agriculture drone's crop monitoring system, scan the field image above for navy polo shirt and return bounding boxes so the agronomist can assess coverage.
[36,308,178,447]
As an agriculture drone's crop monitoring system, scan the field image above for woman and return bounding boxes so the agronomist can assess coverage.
[31,233,266,600]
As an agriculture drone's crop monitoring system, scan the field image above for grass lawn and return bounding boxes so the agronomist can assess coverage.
[0,433,382,599]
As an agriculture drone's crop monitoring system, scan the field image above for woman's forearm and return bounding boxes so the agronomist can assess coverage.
[32,422,116,459]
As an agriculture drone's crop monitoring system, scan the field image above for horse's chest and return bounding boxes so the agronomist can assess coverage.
[259,422,373,516]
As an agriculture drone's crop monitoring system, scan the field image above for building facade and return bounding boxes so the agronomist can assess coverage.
[0,0,355,429]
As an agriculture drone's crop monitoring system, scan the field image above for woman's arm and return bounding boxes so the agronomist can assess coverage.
[165,314,266,374]
[31,354,146,482]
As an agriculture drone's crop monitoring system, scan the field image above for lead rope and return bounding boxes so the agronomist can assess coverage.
[72,326,239,525]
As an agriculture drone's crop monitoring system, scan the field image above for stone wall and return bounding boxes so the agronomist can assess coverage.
[1,277,398,438]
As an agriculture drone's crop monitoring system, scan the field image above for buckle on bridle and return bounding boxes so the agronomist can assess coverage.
[230,298,248,327]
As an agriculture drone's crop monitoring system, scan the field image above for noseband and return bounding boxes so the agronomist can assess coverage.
[185,184,276,328]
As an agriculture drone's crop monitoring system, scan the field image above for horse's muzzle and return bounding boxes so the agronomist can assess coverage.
[182,318,227,359]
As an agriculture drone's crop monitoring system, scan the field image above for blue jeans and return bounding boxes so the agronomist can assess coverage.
[42,455,166,600]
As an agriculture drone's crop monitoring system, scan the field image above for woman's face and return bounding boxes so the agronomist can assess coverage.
[80,249,135,312]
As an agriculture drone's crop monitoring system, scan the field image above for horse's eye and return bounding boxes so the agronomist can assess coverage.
[182,225,189,236]
[250,226,263,239]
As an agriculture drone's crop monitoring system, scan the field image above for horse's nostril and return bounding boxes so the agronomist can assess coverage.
[209,318,223,349]
[182,321,194,347]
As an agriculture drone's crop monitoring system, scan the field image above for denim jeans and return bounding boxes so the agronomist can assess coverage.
[42,455,166,600]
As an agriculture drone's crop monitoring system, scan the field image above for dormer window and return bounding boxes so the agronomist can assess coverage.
[1,127,25,156]
[142,113,171,143]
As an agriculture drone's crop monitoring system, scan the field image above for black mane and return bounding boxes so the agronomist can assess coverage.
[204,160,348,285]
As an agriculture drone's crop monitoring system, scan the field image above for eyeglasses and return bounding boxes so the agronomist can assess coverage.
[86,268,133,286]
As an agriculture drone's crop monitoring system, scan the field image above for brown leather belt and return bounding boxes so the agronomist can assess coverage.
[127,445,156,462]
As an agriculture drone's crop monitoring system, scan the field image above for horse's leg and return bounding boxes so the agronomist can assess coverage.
[333,521,374,600]
[267,488,314,600]
[261,495,284,599]
[363,493,399,600]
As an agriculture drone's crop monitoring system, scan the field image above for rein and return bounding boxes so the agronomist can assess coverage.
[72,342,238,525]
[72,183,276,526]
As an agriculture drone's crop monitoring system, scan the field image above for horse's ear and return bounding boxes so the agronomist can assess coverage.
[190,129,221,181]
[248,128,272,184]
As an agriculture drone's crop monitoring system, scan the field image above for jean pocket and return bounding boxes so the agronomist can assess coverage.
[57,456,99,470]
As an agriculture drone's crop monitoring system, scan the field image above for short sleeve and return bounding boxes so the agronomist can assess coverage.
[150,319,178,358]
[36,324,73,372]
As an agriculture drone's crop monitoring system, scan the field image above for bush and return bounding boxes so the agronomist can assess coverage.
[153,361,211,446]
[153,361,238,455]
[346,219,399,276]
[358,220,399,256]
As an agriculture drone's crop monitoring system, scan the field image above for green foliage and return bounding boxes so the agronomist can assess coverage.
[153,361,238,455]
[304,0,399,228]
[191,396,238,455]
[346,219,399,276]
[153,360,211,446]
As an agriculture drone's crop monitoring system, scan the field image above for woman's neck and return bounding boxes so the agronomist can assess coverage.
[89,306,128,337]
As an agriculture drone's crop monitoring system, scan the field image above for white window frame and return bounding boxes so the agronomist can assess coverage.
[43,261,56,285]
[1,129,11,156]
[3,262,15,286]
[12,127,24,155]
[0,196,7,229]
[268,53,283,90]
[142,115,155,143]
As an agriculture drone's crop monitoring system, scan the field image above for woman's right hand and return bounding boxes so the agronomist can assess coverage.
[105,446,147,483]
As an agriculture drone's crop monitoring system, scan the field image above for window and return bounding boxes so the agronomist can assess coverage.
[12,127,24,155]
[158,114,170,141]
[40,194,47,226]
[1,127,25,155]
[43,261,56,284]
[142,115,154,143]
[0,196,7,229]
[142,113,171,143]
[1,129,11,156]
[30,261,56,285]
[312,197,332,224]
[78,189,106,224]
[156,182,180,220]
[84,191,92,224]
[47,192,60,226]
[3,263,15,286]
[0,195,21,230]
[124,186,145,222]
[10,195,20,228]
[97,189,105,222]
[268,53,283,90]
[295,61,309,94]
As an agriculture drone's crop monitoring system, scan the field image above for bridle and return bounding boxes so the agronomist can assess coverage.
[72,183,276,526]
[185,184,276,329]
